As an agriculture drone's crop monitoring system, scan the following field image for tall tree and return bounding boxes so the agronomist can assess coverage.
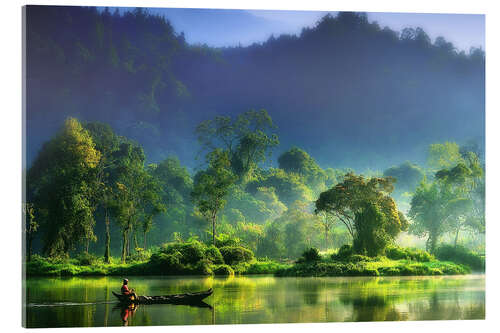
[84,122,122,263]
[195,109,279,180]
[191,149,237,245]
[408,180,455,253]
[109,141,148,262]
[27,118,101,257]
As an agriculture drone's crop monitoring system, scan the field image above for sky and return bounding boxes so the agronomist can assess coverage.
[117,7,485,51]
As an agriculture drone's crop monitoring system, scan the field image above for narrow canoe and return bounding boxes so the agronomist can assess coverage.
[112,288,213,305]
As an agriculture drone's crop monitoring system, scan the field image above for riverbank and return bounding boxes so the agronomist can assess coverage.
[25,242,480,278]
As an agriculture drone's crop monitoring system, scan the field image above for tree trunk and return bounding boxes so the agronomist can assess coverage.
[134,232,139,252]
[324,225,329,251]
[427,233,438,254]
[104,210,111,264]
[454,227,460,248]
[121,231,128,263]
[212,213,216,246]
[143,231,147,250]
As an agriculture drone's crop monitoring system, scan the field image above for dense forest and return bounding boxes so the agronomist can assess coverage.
[26,6,484,170]
[24,7,485,274]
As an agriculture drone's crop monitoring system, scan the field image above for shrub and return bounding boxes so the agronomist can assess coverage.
[148,251,184,274]
[161,241,206,265]
[205,245,224,264]
[212,264,234,276]
[76,252,98,266]
[219,246,254,265]
[297,247,321,263]
[193,259,213,275]
[435,244,485,271]
[333,244,353,260]
[215,233,240,248]
[385,246,433,262]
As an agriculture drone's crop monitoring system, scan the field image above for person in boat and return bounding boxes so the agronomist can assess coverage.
[121,278,138,301]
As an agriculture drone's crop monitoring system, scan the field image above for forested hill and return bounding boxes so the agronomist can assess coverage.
[26,6,485,170]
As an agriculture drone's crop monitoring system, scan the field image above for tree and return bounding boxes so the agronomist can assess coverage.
[315,211,337,251]
[408,180,454,253]
[191,149,237,246]
[383,161,425,195]
[278,147,327,193]
[434,152,485,246]
[315,173,408,255]
[246,168,313,206]
[427,142,462,170]
[84,121,122,263]
[27,118,101,257]
[195,109,279,179]
[109,141,150,262]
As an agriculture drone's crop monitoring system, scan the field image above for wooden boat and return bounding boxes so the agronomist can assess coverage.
[112,288,213,305]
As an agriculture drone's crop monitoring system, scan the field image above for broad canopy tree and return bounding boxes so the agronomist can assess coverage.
[315,173,408,256]
[195,109,279,180]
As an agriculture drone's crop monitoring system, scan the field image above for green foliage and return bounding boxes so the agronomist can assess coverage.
[219,246,255,265]
[316,173,407,255]
[297,247,322,263]
[276,253,469,277]
[27,118,101,257]
[76,252,99,266]
[385,245,433,262]
[278,147,327,193]
[192,149,237,245]
[383,161,424,195]
[428,142,462,170]
[160,240,206,265]
[246,168,313,206]
[214,233,240,248]
[212,264,234,276]
[434,244,485,271]
[353,202,392,256]
[195,109,279,179]
[409,180,454,253]
[204,245,224,264]
[335,244,353,260]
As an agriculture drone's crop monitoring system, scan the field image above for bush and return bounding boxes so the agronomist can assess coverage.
[205,245,224,264]
[148,251,184,274]
[333,244,353,260]
[212,264,234,276]
[76,252,98,266]
[215,233,240,248]
[219,246,254,265]
[385,246,433,262]
[435,244,485,271]
[297,247,321,263]
[161,241,206,265]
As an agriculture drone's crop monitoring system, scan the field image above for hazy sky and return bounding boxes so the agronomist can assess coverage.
[126,7,485,51]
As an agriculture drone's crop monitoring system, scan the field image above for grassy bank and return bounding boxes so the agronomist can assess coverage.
[275,246,472,277]
[26,239,292,277]
[26,242,479,278]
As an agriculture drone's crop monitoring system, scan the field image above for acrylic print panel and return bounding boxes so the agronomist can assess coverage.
[22,3,485,328]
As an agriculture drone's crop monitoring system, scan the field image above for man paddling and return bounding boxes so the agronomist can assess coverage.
[121,278,138,301]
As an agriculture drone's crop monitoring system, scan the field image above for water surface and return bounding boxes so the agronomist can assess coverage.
[24,274,485,327]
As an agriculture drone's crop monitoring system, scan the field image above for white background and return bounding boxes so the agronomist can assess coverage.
[1,0,499,332]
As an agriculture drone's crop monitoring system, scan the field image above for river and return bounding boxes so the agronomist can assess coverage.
[24,274,485,327]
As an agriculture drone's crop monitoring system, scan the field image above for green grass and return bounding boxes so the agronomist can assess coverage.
[25,254,290,277]
[274,255,470,277]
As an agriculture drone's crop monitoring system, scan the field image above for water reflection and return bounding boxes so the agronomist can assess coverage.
[25,275,485,328]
